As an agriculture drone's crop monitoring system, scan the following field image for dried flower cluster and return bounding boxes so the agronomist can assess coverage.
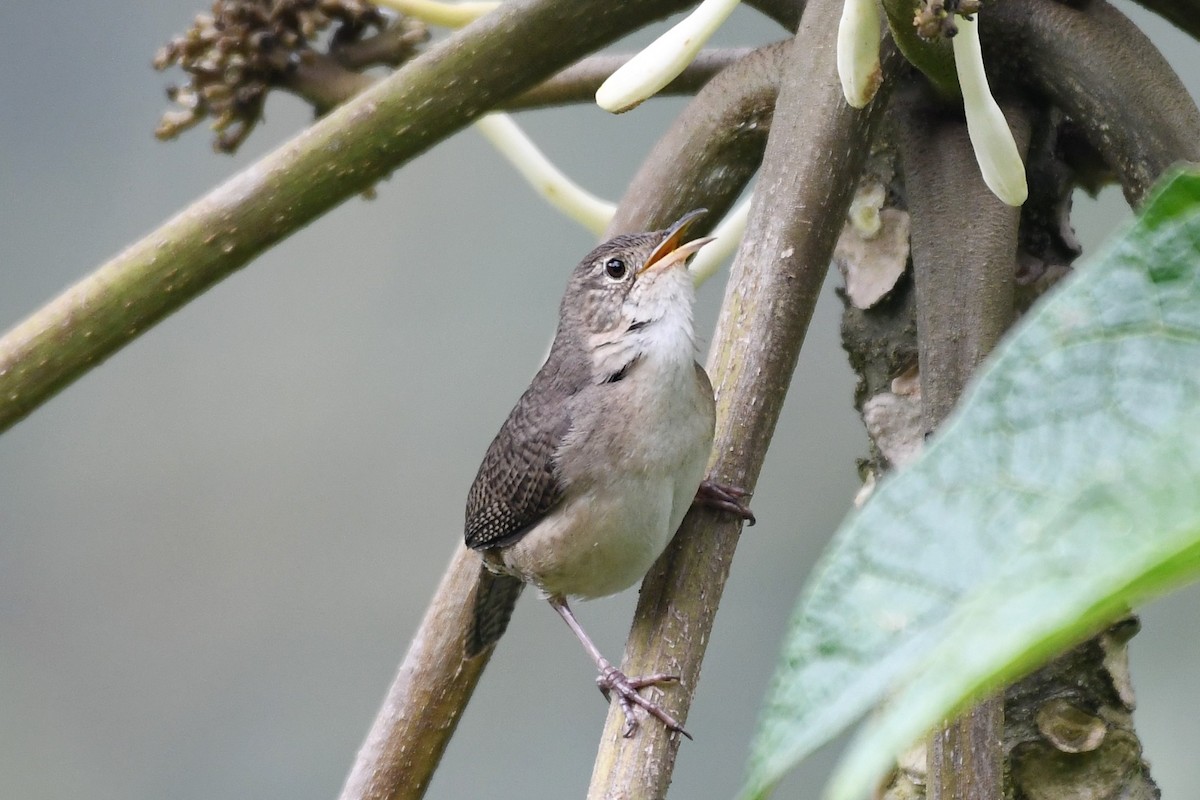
[913,0,982,39]
[155,0,411,152]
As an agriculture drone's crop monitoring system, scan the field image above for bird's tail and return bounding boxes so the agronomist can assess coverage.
[466,566,524,657]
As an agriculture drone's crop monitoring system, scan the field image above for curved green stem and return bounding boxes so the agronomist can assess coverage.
[0,0,696,434]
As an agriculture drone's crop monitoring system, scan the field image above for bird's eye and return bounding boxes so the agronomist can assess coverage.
[604,258,627,279]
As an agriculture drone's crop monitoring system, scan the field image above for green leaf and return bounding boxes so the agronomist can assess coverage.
[741,168,1200,800]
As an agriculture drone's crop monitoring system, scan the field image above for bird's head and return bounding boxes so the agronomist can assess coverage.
[560,209,713,342]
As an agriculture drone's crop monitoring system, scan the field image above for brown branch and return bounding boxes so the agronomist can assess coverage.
[337,547,487,800]
[0,0,699,434]
[330,16,430,69]
[282,51,377,113]
[900,95,1027,427]
[899,90,1031,800]
[984,0,1200,205]
[588,9,901,800]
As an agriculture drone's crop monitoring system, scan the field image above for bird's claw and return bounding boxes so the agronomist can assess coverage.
[596,666,691,740]
[695,479,756,526]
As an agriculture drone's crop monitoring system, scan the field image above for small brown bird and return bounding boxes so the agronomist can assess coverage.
[463,210,754,737]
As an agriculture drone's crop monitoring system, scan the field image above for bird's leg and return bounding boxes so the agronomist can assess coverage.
[694,478,756,525]
[547,595,691,740]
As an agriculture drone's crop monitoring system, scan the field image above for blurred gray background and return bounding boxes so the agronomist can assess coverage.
[1,3,1197,798]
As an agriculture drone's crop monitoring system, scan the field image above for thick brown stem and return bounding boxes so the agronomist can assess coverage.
[337,547,487,800]
[899,94,1030,800]
[901,99,1028,428]
[587,6,900,799]
[929,704,1006,800]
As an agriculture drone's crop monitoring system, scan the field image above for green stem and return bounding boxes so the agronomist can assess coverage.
[0,0,694,434]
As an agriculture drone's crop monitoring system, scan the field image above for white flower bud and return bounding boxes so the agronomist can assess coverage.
[837,0,883,108]
[688,197,750,286]
[952,15,1027,206]
[597,0,741,113]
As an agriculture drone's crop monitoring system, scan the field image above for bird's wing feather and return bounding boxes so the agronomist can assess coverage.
[464,377,574,550]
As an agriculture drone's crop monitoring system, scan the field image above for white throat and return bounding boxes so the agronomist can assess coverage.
[589,268,697,381]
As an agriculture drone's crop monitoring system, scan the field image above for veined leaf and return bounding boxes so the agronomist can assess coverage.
[742,168,1200,799]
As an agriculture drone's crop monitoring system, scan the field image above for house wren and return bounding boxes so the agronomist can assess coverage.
[463,210,754,737]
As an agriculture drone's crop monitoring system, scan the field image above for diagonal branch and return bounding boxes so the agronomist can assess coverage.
[0,0,698,434]
[587,5,900,799]
[337,546,488,800]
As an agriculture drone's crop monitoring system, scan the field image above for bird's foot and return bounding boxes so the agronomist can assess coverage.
[695,479,756,526]
[596,665,692,740]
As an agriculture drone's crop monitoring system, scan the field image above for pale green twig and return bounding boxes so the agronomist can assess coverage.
[474,113,615,235]
[0,0,698,434]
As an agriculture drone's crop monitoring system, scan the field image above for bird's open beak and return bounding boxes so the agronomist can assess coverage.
[640,209,714,274]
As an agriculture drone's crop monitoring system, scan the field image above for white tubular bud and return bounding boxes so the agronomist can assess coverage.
[596,0,741,113]
[475,114,615,235]
[952,15,1027,206]
[688,197,750,287]
[836,0,883,108]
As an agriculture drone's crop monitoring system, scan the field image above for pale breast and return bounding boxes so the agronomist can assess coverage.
[500,471,677,598]
[498,357,715,599]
